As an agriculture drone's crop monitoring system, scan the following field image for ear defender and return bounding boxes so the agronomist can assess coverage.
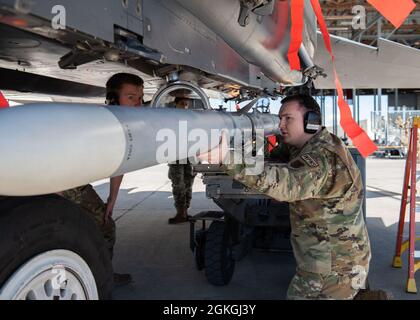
[106,91,119,105]
[303,111,322,134]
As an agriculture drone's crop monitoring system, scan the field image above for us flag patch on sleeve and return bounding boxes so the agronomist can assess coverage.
[301,153,318,168]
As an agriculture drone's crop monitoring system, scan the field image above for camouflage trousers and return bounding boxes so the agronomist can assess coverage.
[286,267,368,300]
[62,184,116,259]
[168,163,196,210]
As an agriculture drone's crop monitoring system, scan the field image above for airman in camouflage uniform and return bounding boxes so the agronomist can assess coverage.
[217,94,372,299]
[223,128,371,299]
[168,96,197,224]
[168,162,197,224]
[58,73,144,286]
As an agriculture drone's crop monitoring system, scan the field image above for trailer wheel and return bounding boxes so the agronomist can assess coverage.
[194,230,206,270]
[0,195,112,300]
[204,221,235,286]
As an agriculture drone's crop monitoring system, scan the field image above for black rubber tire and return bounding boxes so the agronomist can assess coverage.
[0,195,113,299]
[204,221,235,286]
[194,230,206,271]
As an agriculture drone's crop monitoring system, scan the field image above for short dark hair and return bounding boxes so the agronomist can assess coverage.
[280,94,321,116]
[106,73,144,94]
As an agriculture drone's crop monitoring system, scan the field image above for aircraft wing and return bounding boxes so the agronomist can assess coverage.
[314,32,420,89]
[0,0,318,100]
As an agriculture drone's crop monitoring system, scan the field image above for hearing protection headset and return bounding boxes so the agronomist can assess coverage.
[281,94,322,134]
[303,111,322,134]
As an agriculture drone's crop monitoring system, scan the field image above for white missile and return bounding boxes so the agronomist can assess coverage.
[0,103,279,196]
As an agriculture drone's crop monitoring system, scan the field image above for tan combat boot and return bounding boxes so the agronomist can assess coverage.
[168,206,188,224]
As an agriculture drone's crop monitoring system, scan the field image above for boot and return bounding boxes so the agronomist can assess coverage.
[113,273,133,287]
[168,207,189,224]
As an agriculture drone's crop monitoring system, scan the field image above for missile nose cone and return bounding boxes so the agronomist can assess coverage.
[0,104,125,195]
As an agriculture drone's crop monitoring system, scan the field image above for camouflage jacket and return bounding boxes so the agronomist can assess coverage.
[223,128,371,277]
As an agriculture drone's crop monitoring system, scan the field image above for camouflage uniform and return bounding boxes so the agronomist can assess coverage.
[168,162,197,211]
[223,128,371,300]
[62,184,116,259]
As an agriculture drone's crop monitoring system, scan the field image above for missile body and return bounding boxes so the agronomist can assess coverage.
[0,104,279,196]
